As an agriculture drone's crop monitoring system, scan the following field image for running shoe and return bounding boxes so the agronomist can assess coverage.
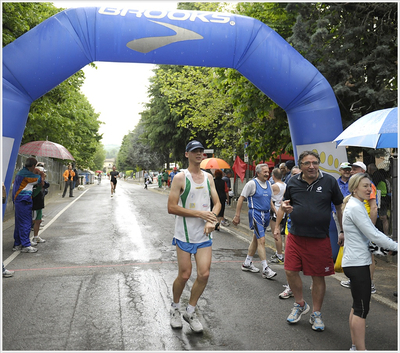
[21,246,38,253]
[270,254,284,264]
[170,307,183,329]
[309,311,325,331]
[279,284,293,299]
[183,311,203,333]
[2,269,14,278]
[33,236,46,243]
[12,245,22,251]
[262,266,277,279]
[371,283,377,294]
[340,279,351,288]
[241,262,260,273]
[287,302,310,324]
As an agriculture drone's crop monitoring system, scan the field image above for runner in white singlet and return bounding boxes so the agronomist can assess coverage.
[167,140,221,333]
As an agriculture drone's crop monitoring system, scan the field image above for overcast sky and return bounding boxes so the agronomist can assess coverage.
[53,1,179,146]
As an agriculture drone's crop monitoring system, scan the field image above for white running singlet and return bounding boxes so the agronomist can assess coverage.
[174,169,212,243]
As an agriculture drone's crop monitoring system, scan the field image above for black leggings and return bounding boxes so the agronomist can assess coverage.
[343,265,371,319]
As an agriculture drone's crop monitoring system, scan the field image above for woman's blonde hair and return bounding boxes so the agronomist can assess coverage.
[342,173,371,211]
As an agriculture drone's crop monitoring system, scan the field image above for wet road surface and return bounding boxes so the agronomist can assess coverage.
[2,179,398,351]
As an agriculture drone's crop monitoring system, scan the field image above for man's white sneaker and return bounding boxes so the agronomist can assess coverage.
[309,311,325,331]
[170,308,183,329]
[262,266,277,279]
[241,262,260,273]
[183,311,203,333]
[3,269,15,278]
[21,246,38,253]
[287,302,310,323]
[279,284,293,299]
[33,236,46,243]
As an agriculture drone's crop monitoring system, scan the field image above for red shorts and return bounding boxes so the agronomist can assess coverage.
[284,232,334,277]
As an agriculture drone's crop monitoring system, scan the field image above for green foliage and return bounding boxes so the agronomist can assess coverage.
[131,3,299,166]
[116,124,164,171]
[286,3,397,160]
[2,2,60,47]
[92,144,107,171]
[3,2,104,169]
[287,5,397,119]
[106,147,120,159]
[177,2,221,12]
[140,65,204,168]
[210,2,298,161]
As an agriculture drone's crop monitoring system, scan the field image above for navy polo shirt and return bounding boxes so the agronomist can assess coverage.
[284,171,343,238]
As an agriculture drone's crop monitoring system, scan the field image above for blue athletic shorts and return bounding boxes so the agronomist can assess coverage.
[172,238,212,254]
[248,209,270,239]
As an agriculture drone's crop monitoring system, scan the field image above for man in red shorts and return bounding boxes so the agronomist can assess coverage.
[280,151,343,332]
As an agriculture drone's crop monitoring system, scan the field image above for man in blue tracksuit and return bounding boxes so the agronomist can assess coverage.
[232,163,277,279]
[12,157,42,253]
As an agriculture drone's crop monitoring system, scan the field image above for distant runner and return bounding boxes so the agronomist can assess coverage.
[109,166,119,197]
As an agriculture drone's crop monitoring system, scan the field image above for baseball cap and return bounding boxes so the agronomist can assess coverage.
[185,140,205,152]
[339,162,351,169]
[285,160,295,169]
[173,167,177,170]
[350,161,367,171]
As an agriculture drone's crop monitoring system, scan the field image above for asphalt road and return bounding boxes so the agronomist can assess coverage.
[2,178,398,351]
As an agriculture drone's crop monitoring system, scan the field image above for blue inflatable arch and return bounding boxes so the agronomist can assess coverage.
[3,7,344,198]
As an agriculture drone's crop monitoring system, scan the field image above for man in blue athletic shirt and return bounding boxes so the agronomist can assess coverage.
[232,164,277,280]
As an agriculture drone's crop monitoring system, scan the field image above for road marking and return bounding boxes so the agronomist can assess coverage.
[6,259,244,272]
[3,189,90,267]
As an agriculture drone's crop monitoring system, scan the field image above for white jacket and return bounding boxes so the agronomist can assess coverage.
[342,196,397,267]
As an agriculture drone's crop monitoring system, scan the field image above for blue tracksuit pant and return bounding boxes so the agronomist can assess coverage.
[13,198,33,247]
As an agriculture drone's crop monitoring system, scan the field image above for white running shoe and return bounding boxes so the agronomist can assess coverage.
[279,284,293,299]
[287,302,310,324]
[21,246,38,253]
[262,266,277,279]
[241,262,260,273]
[170,307,183,329]
[33,236,46,243]
[183,311,203,333]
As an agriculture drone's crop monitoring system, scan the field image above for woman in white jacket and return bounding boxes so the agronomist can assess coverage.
[340,173,397,351]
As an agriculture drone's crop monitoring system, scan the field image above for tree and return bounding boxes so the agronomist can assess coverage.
[93,144,107,171]
[140,65,203,168]
[3,2,104,169]
[117,124,164,171]
[286,3,397,160]
[2,2,60,46]
[210,2,298,161]
[139,3,299,164]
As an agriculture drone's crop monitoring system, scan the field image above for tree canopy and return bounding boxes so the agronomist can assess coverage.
[3,2,104,169]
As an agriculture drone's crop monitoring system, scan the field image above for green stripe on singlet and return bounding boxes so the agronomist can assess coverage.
[207,177,212,240]
[180,176,191,242]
